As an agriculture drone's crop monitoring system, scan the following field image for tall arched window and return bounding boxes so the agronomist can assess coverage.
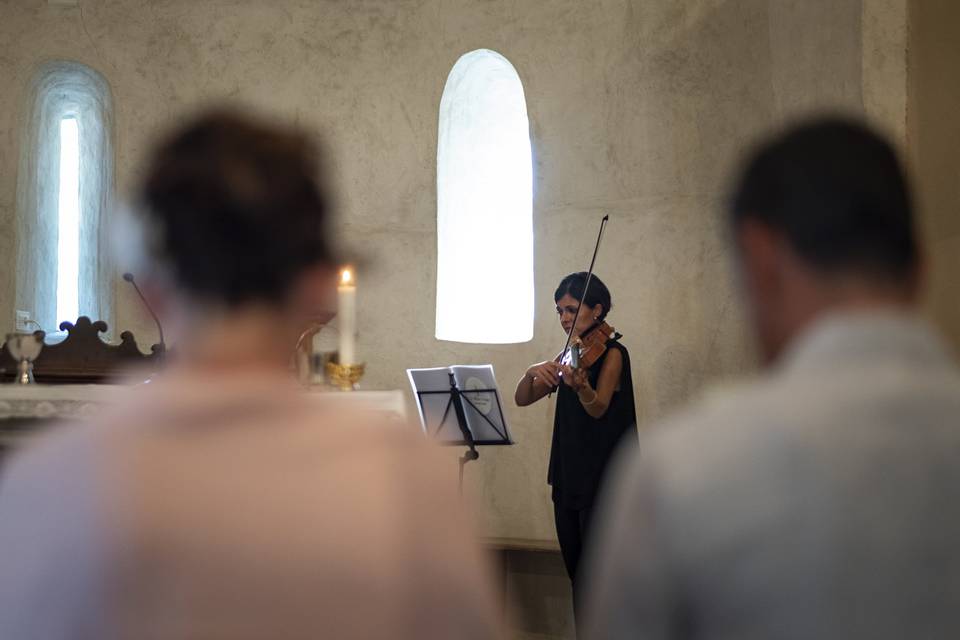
[15,61,114,333]
[436,49,533,343]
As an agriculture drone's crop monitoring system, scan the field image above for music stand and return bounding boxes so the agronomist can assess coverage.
[407,365,512,493]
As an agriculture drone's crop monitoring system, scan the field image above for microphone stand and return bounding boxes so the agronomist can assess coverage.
[122,273,166,365]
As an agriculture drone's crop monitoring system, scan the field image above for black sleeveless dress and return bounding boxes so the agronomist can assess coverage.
[548,339,638,510]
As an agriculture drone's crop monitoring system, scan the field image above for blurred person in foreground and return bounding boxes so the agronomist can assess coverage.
[0,110,500,640]
[585,118,960,639]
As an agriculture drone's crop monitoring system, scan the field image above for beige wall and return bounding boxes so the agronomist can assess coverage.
[0,0,912,540]
[863,0,909,143]
[908,0,960,353]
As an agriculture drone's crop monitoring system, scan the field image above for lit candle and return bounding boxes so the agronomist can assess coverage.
[337,267,357,365]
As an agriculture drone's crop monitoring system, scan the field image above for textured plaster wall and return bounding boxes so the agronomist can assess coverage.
[863,0,908,144]
[0,0,906,541]
[908,0,960,353]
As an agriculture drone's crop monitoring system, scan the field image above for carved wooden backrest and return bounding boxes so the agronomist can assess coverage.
[0,316,163,384]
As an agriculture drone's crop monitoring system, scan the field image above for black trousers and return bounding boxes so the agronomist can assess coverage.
[554,501,594,629]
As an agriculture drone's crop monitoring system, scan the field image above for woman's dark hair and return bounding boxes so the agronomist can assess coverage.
[730,117,917,282]
[139,109,334,306]
[554,272,612,321]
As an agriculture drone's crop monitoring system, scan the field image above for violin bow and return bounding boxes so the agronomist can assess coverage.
[559,213,609,370]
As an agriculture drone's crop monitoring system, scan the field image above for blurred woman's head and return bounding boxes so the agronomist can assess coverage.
[138,109,334,309]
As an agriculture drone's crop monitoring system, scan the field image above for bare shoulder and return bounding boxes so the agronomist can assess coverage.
[603,346,623,368]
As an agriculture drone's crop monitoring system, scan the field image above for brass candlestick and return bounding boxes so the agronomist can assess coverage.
[325,361,366,391]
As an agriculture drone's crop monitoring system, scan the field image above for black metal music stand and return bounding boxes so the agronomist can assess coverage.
[414,372,512,493]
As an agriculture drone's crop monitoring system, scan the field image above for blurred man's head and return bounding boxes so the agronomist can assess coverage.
[136,109,338,355]
[729,118,922,364]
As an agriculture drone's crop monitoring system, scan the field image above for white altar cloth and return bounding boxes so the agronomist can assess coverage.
[0,385,405,420]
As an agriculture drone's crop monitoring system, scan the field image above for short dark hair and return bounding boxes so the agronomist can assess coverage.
[554,272,612,321]
[730,117,917,281]
[139,109,334,306]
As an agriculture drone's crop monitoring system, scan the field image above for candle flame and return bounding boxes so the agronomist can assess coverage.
[340,268,353,285]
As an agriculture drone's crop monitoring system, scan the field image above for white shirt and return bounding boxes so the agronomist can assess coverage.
[586,311,960,639]
[0,372,501,640]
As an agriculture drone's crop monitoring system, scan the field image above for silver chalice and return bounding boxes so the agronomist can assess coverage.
[5,331,45,384]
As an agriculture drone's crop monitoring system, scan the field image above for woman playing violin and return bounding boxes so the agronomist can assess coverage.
[514,271,637,623]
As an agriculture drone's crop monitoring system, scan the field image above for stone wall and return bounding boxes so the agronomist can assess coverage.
[0,0,914,542]
[908,0,960,353]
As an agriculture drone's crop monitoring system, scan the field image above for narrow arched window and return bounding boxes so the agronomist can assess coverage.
[15,61,114,333]
[57,117,81,326]
[436,49,534,343]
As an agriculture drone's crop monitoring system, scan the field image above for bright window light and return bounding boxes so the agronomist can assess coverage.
[57,117,80,327]
[436,49,534,343]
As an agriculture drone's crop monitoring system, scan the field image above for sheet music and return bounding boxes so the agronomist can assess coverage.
[406,367,454,437]
[450,364,508,440]
[407,364,511,445]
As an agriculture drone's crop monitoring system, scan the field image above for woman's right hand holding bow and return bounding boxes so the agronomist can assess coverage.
[515,360,562,406]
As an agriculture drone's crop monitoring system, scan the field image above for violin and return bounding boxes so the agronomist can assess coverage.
[559,320,620,371]
[551,214,613,392]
